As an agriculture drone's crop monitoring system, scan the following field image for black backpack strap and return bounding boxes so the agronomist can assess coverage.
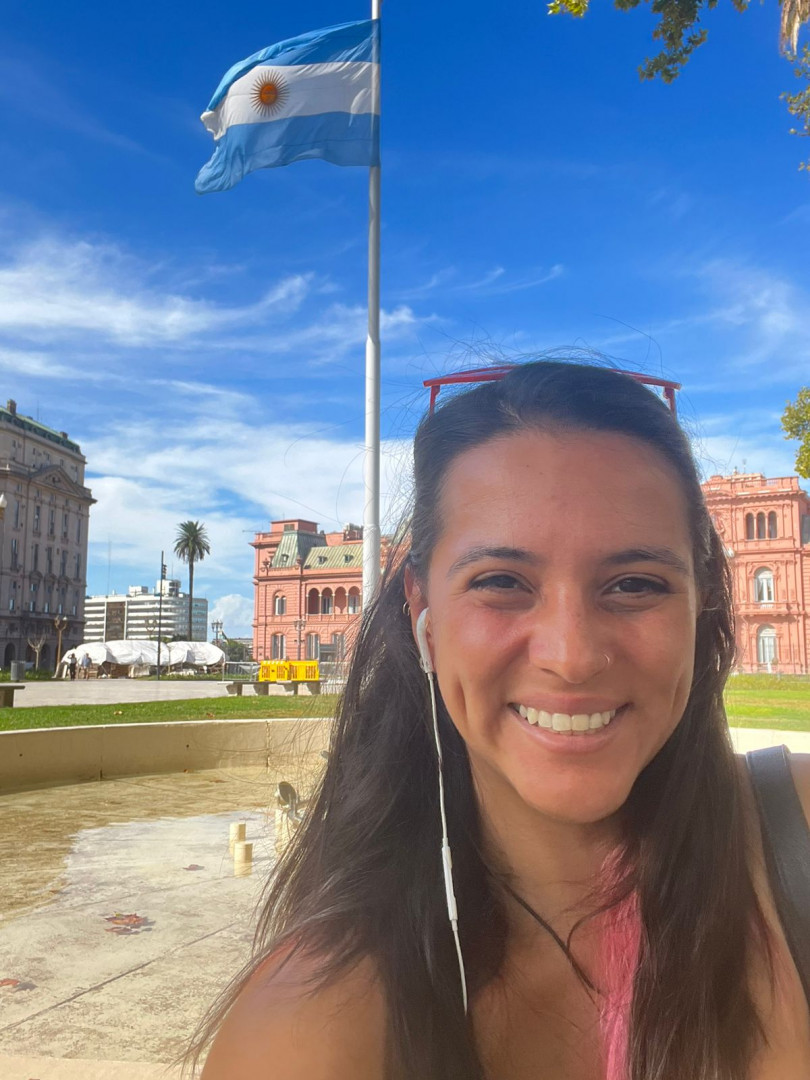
[746,745,810,1003]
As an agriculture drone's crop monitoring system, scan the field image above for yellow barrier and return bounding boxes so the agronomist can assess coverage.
[259,660,320,683]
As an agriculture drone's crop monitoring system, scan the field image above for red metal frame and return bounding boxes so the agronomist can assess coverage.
[424,365,681,416]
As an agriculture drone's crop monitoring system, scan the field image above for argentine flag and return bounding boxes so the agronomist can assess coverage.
[195,19,379,194]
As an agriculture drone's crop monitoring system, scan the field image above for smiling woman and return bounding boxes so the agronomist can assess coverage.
[191,361,810,1080]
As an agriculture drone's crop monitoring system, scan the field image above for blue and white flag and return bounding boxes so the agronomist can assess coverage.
[195,19,380,194]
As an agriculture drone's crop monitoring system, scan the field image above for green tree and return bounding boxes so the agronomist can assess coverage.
[173,521,211,641]
[783,45,810,170]
[547,0,810,168]
[781,387,810,477]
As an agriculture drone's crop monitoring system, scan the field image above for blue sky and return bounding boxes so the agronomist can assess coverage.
[2,0,808,637]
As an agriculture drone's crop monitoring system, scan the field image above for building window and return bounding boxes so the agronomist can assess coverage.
[62,512,69,538]
[757,625,777,667]
[74,554,81,579]
[60,550,67,576]
[46,547,53,575]
[13,501,20,528]
[332,633,345,660]
[76,517,81,543]
[767,511,778,539]
[306,633,320,660]
[307,588,320,615]
[33,505,41,532]
[48,509,55,536]
[8,597,14,612]
[32,543,39,571]
[754,568,774,604]
[756,512,766,540]
[321,589,333,615]
[10,539,18,570]
[271,633,286,659]
[347,588,361,615]
[745,513,754,540]
[273,593,286,616]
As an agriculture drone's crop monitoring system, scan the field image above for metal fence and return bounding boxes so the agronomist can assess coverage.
[318,661,351,694]
[223,661,260,680]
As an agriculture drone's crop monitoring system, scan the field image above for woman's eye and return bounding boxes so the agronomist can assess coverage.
[470,574,524,592]
[609,577,669,596]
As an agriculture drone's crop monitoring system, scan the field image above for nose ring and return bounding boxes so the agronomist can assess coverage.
[599,653,612,674]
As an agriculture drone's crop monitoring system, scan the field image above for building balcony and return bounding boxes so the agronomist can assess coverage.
[736,602,794,617]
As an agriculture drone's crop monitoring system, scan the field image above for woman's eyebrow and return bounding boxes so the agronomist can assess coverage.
[447,546,538,577]
[601,547,691,576]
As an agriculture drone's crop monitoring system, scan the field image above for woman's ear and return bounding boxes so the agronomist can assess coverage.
[403,563,430,658]
[403,563,427,620]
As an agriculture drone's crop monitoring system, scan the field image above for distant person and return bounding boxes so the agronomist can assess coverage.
[67,653,77,681]
[80,652,91,679]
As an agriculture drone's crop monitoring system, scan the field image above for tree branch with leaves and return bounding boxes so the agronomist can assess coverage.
[781,387,810,478]
[547,0,810,169]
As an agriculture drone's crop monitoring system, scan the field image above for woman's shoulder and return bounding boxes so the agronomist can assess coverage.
[741,748,810,826]
[787,752,810,826]
[200,947,386,1080]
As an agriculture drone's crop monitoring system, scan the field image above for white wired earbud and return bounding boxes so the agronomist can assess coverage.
[415,608,468,1014]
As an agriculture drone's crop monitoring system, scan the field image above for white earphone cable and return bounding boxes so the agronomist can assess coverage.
[427,668,469,1014]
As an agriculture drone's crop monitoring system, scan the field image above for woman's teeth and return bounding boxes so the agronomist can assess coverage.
[515,704,617,734]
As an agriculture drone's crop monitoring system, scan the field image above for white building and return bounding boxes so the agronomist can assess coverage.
[84,580,208,642]
[0,400,95,669]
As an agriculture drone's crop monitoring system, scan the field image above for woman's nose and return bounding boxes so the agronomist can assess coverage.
[526,594,611,685]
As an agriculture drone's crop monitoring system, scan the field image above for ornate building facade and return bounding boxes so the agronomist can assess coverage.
[0,400,95,668]
[702,472,810,673]
[252,519,367,663]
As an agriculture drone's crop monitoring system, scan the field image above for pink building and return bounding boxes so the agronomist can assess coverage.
[702,473,810,673]
[252,519,367,663]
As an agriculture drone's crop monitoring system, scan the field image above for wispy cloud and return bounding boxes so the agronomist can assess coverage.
[0,236,313,347]
[397,263,563,301]
[0,54,151,156]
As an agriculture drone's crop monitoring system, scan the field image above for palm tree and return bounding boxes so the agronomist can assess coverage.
[174,521,211,641]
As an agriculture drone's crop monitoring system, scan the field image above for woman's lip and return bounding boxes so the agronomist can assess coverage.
[508,703,628,753]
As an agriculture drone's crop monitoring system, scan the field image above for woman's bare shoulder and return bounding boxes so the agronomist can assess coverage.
[200,949,386,1080]
[787,752,810,827]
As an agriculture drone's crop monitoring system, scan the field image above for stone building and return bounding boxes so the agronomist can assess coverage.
[0,400,95,669]
[702,472,810,673]
[84,580,208,642]
[252,519,367,663]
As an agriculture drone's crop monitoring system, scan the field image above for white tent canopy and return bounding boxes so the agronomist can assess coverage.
[61,640,225,671]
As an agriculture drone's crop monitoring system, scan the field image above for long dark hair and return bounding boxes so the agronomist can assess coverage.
[189,361,770,1079]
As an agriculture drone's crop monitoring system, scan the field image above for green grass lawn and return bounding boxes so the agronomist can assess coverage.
[0,675,807,734]
[724,674,810,731]
[0,694,340,732]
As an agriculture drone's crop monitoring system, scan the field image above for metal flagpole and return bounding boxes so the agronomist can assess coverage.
[363,0,382,609]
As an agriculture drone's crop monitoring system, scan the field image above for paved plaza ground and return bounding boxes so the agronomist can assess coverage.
[11,680,241,709]
[1,723,809,1079]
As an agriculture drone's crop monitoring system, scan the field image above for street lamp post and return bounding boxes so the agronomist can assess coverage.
[293,618,306,661]
[156,551,166,680]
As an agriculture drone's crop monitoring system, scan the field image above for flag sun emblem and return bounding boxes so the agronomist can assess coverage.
[251,73,289,115]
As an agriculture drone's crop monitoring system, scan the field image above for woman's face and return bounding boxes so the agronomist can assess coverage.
[412,427,700,827]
